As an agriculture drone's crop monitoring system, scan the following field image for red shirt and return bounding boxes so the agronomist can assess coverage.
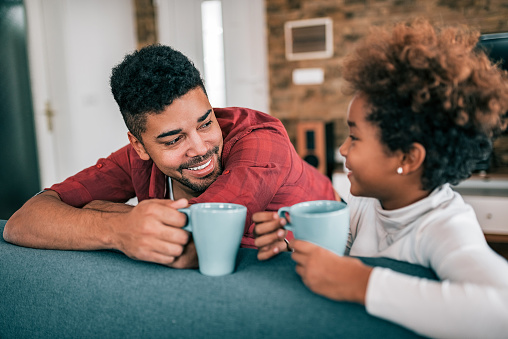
[48,107,336,247]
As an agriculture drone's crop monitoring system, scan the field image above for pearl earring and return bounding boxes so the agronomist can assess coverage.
[397,167,403,174]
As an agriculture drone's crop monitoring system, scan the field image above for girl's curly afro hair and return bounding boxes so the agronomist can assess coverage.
[343,19,508,190]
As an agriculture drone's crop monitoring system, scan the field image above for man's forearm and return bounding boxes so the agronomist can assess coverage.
[3,191,123,251]
[83,200,135,213]
[3,192,199,268]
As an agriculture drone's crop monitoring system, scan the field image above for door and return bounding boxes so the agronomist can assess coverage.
[0,0,40,219]
[24,0,136,187]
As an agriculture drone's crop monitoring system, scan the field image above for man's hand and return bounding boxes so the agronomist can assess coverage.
[291,240,373,305]
[111,198,198,268]
[253,211,289,260]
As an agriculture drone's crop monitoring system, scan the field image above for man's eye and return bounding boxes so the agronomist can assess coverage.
[200,120,212,129]
[164,136,182,146]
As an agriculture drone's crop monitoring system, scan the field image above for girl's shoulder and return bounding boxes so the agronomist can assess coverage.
[420,185,481,235]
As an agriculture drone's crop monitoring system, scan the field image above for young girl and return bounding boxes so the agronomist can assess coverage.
[253,19,508,338]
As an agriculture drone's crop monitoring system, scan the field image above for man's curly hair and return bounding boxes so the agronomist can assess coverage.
[110,44,206,141]
[342,19,508,190]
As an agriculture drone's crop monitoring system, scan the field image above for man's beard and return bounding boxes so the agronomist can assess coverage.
[175,146,222,194]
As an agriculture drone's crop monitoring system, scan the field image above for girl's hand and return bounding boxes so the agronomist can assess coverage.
[253,211,289,260]
[291,239,373,305]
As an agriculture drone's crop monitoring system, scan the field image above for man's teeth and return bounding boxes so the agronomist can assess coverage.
[188,159,212,171]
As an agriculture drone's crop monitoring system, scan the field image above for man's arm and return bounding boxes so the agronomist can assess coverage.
[3,191,198,268]
[82,199,136,213]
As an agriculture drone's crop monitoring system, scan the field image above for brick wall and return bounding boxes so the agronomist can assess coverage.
[265,0,508,172]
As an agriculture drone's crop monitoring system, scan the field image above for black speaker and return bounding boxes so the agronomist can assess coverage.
[296,121,335,178]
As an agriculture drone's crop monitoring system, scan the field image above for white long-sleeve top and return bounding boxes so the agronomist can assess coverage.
[345,184,508,339]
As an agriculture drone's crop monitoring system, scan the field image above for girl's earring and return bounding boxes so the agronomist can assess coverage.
[397,167,403,175]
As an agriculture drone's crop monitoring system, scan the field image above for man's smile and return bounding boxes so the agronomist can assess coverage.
[182,157,216,178]
[188,159,212,171]
[177,146,221,183]
[178,146,220,172]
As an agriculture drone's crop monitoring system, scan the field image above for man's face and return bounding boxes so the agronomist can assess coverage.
[129,87,224,197]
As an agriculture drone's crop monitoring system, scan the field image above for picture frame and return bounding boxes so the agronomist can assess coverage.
[284,17,333,61]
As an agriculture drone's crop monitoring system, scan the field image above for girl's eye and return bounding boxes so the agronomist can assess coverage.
[349,135,358,141]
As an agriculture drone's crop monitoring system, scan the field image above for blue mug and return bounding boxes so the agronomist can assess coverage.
[179,203,247,276]
[278,200,349,256]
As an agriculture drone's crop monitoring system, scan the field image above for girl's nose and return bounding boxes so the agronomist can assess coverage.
[338,138,349,157]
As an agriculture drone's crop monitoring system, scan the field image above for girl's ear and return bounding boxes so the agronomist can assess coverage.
[128,132,151,161]
[401,142,426,174]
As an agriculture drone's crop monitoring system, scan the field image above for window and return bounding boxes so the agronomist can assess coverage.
[201,0,226,107]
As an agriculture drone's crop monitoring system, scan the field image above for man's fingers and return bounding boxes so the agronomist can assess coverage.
[252,211,278,223]
[169,239,198,269]
[149,198,188,207]
[254,218,286,238]
[159,205,189,228]
[257,246,276,261]
[133,200,186,227]
[257,241,287,261]
[254,229,285,248]
[166,198,189,209]
[157,226,189,245]
[142,251,178,266]
[136,199,189,228]
[126,243,179,266]
[151,238,187,257]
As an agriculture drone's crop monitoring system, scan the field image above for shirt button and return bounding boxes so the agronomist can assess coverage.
[97,163,103,169]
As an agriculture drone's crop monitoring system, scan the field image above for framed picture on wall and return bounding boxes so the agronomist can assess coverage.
[285,17,333,61]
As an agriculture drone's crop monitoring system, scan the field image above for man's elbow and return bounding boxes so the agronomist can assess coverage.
[3,205,33,245]
[3,215,20,244]
[3,191,61,245]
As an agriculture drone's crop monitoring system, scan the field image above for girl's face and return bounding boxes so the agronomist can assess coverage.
[339,94,406,208]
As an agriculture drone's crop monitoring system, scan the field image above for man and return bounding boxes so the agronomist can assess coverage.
[4,45,336,268]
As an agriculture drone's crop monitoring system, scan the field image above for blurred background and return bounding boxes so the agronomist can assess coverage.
[2,0,508,222]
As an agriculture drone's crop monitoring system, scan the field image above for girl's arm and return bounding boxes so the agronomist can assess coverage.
[291,232,508,338]
[366,253,508,338]
[366,224,508,339]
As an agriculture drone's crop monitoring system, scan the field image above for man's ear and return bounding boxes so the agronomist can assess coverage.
[401,142,426,174]
[128,132,150,161]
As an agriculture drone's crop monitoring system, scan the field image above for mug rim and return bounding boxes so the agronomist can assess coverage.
[189,202,247,212]
[284,200,348,216]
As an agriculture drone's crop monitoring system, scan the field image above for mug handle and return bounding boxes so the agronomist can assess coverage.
[277,207,294,231]
[178,208,192,232]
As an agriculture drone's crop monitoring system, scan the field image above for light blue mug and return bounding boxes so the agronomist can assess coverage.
[278,200,349,256]
[179,203,247,276]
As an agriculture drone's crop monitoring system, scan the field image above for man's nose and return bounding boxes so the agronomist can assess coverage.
[186,131,208,157]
